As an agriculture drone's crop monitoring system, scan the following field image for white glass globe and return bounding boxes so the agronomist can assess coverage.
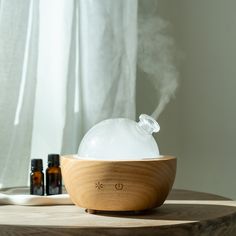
[78,114,160,160]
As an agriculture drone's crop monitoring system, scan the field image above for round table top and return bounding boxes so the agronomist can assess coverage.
[0,189,236,236]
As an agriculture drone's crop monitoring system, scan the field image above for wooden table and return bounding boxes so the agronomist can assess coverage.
[0,189,236,236]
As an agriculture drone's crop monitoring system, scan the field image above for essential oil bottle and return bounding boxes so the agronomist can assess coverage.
[46,154,62,195]
[30,159,44,195]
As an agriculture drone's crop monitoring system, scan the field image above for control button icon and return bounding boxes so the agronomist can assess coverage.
[95,181,104,190]
[115,183,124,190]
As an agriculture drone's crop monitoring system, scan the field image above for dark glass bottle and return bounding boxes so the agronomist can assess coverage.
[46,154,62,195]
[30,159,44,195]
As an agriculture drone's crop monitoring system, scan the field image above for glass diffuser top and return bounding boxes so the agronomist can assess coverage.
[78,114,160,160]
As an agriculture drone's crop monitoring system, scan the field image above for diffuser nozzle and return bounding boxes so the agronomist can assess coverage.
[138,114,160,135]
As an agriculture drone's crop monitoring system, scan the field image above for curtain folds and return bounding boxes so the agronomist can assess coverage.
[0,0,137,188]
[0,0,39,187]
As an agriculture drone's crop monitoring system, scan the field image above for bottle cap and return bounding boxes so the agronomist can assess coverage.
[48,154,60,167]
[31,159,43,171]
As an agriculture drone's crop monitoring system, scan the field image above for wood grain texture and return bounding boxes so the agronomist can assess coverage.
[61,155,176,211]
[0,190,236,236]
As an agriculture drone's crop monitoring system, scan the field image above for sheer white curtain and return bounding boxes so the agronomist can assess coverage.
[0,0,137,188]
[0,0,39,188]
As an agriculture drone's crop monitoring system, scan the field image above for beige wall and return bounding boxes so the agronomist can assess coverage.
[137,0,236,199]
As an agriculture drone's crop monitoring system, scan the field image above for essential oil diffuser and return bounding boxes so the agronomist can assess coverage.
[61,114,177,212]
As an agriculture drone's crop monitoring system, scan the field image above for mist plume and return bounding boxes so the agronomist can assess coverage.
[137,8,179,120]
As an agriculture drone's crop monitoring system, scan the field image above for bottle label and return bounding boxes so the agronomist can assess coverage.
[46,173,62,195]
[32,186,44,195]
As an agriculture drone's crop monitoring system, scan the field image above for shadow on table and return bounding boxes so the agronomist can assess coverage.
[93,189,234,221]
[167,189,231,201]
[95,203,236,222]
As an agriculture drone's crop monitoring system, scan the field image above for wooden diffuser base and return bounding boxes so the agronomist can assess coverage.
[61,155,176,212]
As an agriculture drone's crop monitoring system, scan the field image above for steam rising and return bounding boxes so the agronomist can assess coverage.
[138,10,178,119]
